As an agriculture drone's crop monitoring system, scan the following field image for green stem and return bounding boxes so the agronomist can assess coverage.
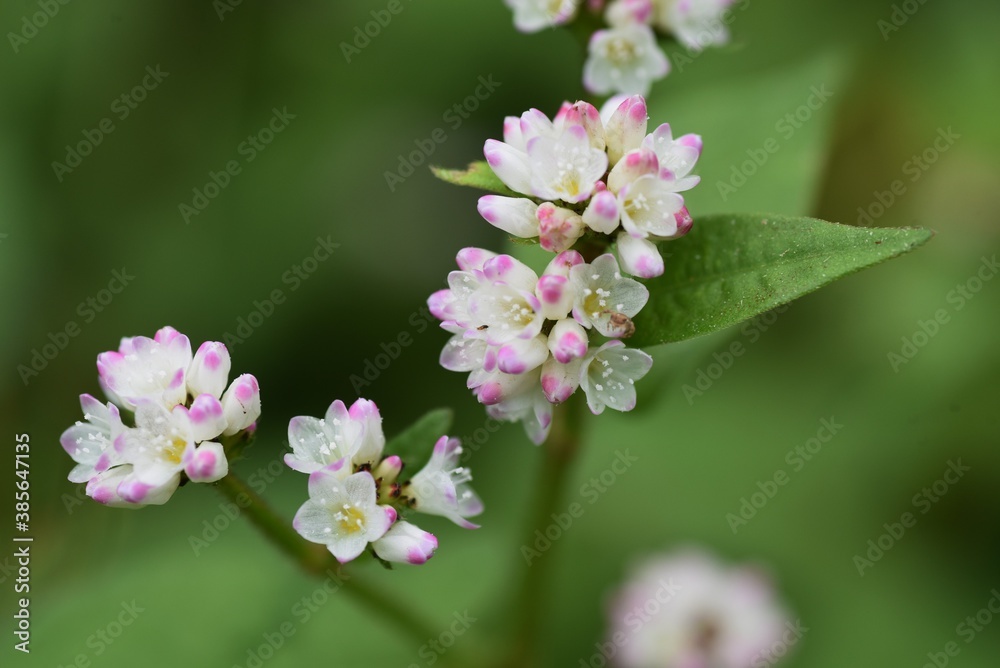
[503,398,585,667]
[213,472,443,651]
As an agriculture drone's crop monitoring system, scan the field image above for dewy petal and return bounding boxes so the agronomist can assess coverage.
[484,139,533,194]
[547,318,590,364]
[583,189,622,234]
[535,274,575,321]
[497,335,549,375]
[617,231,665,278]
[521,390,554,445]
[570,254,649,336]
[221,374,261,436]
[469,283,543,346]
[286,416,339,473]
[348,398,385,468]
[440,334,488,373]
[482,254,539,293]
[618,174,684,238]
[541,355,584,404]
[579,341,653,414]
[96,328,192,410]
[61,394,122,483]
[660,0,734,51]
[563,100,606,151]
[372,521,438,565]
[85,467,145,508]
[186,341,231,400]
[478,196,540,238]
[542,250,585,279]
[642,123,702,187]
[183,393,227,443]
[602,94,648,166]
[408,436,482,529]
[606,0,654,26]
[455,247,498,273]
[528,125,608,203]
[116,470,181,506]
[185,441,228,483]
[608,147,660,194]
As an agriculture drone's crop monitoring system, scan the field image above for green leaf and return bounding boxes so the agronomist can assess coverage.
[431,161,518,196]
[630,213,933,347]
[646,52,848,216]
[385,408,454,473]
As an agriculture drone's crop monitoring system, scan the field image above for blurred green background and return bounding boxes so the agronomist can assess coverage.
[2,0,999,666]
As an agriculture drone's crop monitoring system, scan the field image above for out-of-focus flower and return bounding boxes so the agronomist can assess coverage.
[608,548,793,667]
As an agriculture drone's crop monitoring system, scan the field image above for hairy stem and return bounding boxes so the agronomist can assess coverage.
[503,398,585,667]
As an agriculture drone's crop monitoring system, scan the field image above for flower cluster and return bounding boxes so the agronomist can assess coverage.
[505,0,737,95]
[60,327,261,508]
[607,549,792,667]
[481,95,701,279]
[287,398,482,565]
[429,247,653,444]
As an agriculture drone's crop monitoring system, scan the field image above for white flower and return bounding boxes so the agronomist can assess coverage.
[642,122,703,191]
[286,398,384,474]
[584,23,669,96]
[570,254,649,337]
[293,465,397,564]
[608,548,791,667]
[112,397,230,504]
[97,326,192,411]
[59,394,124,484]
[579,341,653,413]
[405,437,484,528]
[505,0,581,32]
[654,0,735,52]
[372,521,439,565]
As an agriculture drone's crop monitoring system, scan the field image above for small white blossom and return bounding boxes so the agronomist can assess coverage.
[609,548,792,667]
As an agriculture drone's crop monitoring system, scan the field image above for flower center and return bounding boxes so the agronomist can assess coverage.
[334,503,366,535]
[159,435,187,465]
[604,37,638,66]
